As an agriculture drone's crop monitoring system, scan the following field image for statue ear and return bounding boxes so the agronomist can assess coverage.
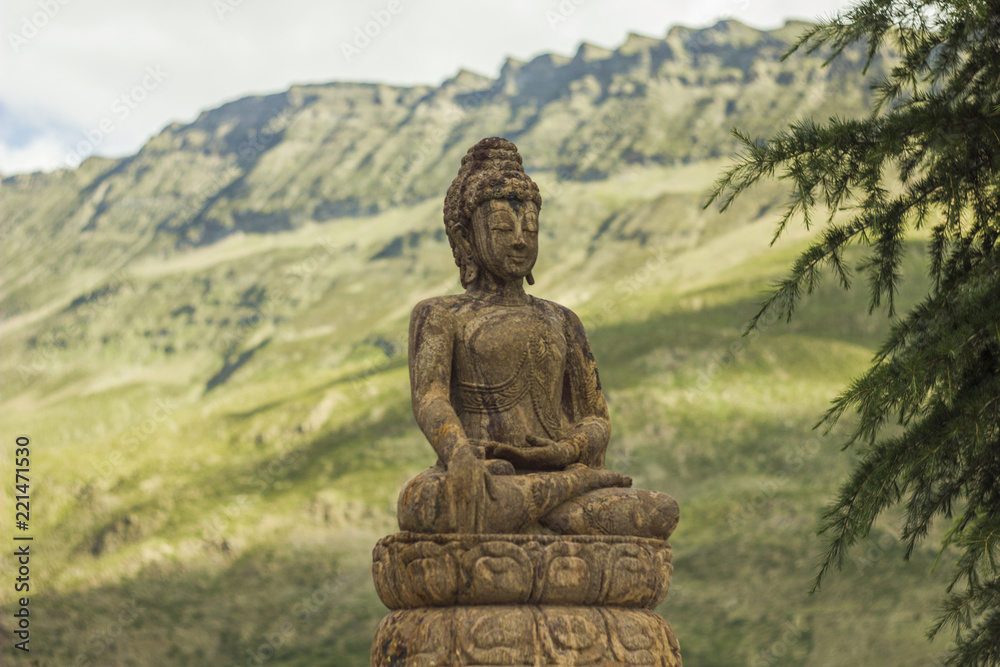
[452,226,473,256]
[451,227,478,287]
[526,271,535,286]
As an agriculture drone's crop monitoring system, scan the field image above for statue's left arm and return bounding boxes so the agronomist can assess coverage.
[555,306,611,468]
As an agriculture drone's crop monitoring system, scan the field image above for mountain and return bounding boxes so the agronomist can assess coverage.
[0,20,952,666]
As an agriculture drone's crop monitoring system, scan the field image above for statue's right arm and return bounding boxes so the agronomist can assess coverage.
[408,299,473,467]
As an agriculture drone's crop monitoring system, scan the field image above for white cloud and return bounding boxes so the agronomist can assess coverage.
[0,131,68,175]
[0,0,856,175]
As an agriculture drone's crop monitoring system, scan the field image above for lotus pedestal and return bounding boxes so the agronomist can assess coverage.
[370,532,681,666]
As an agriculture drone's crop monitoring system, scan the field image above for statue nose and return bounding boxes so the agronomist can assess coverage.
[511,224,527,248]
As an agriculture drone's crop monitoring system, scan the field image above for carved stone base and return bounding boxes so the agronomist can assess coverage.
[373,532,673,608]
[371,532,681,666]
[372,605,681,666]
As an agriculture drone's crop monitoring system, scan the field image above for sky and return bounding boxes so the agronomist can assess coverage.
[0,0,856,176]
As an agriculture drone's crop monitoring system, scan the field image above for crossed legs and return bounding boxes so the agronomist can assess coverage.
[397,457,678,539]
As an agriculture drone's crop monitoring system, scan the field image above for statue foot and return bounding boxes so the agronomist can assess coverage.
[486,458,515,475]
[540,487,680,540]
[566,463,632,491]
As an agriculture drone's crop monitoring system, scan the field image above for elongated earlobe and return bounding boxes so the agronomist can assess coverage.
[451,227,479,288]
[526,271,535,286]
[462,261,479,288]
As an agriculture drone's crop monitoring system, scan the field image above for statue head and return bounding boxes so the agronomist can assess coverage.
[444,137,542,288]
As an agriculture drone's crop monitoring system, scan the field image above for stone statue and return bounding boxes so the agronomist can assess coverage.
[371,138,682,666]
[399,137,679,539]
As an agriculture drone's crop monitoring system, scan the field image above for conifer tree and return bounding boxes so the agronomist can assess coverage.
[707,1,1000,663]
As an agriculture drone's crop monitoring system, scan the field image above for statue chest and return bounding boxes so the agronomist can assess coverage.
[451,306,567,411]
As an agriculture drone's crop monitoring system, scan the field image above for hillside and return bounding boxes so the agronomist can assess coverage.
[0,20,954,666]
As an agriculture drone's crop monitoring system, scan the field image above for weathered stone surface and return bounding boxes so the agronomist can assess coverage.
[373,532,673,609]
[372,606,681,667]
[371,137,682,666]
[397,136,680,539]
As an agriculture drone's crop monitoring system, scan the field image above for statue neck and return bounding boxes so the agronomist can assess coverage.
[467,271,529,306]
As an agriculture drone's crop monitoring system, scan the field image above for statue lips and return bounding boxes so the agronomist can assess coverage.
[505,253,534,272]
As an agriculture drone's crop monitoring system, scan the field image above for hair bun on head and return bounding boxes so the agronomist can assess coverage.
[460,137,523,167]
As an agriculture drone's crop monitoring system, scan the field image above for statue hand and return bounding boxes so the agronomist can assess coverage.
[447,442,482,471]
[491,435,579,470]
[466,440,521,475]
[468,439,502,459]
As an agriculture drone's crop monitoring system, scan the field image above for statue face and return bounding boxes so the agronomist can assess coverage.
[470,198,539,283]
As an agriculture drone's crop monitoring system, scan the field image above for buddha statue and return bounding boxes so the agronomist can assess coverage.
[372,138,683,666]
[397,137,679,540]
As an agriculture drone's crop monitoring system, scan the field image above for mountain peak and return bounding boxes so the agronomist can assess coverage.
[618,32,661,55]
[704,18,763,45]
[442,68,492,91]
[495,57,526,95]
[574,42,613,62]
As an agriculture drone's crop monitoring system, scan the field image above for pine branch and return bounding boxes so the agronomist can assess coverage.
[709,2,1000,663]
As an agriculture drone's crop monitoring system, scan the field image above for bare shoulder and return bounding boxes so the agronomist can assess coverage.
[410,294,467,327]
[531,296,587,332]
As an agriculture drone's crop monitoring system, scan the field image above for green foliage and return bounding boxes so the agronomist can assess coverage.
[707,1,1000,664]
